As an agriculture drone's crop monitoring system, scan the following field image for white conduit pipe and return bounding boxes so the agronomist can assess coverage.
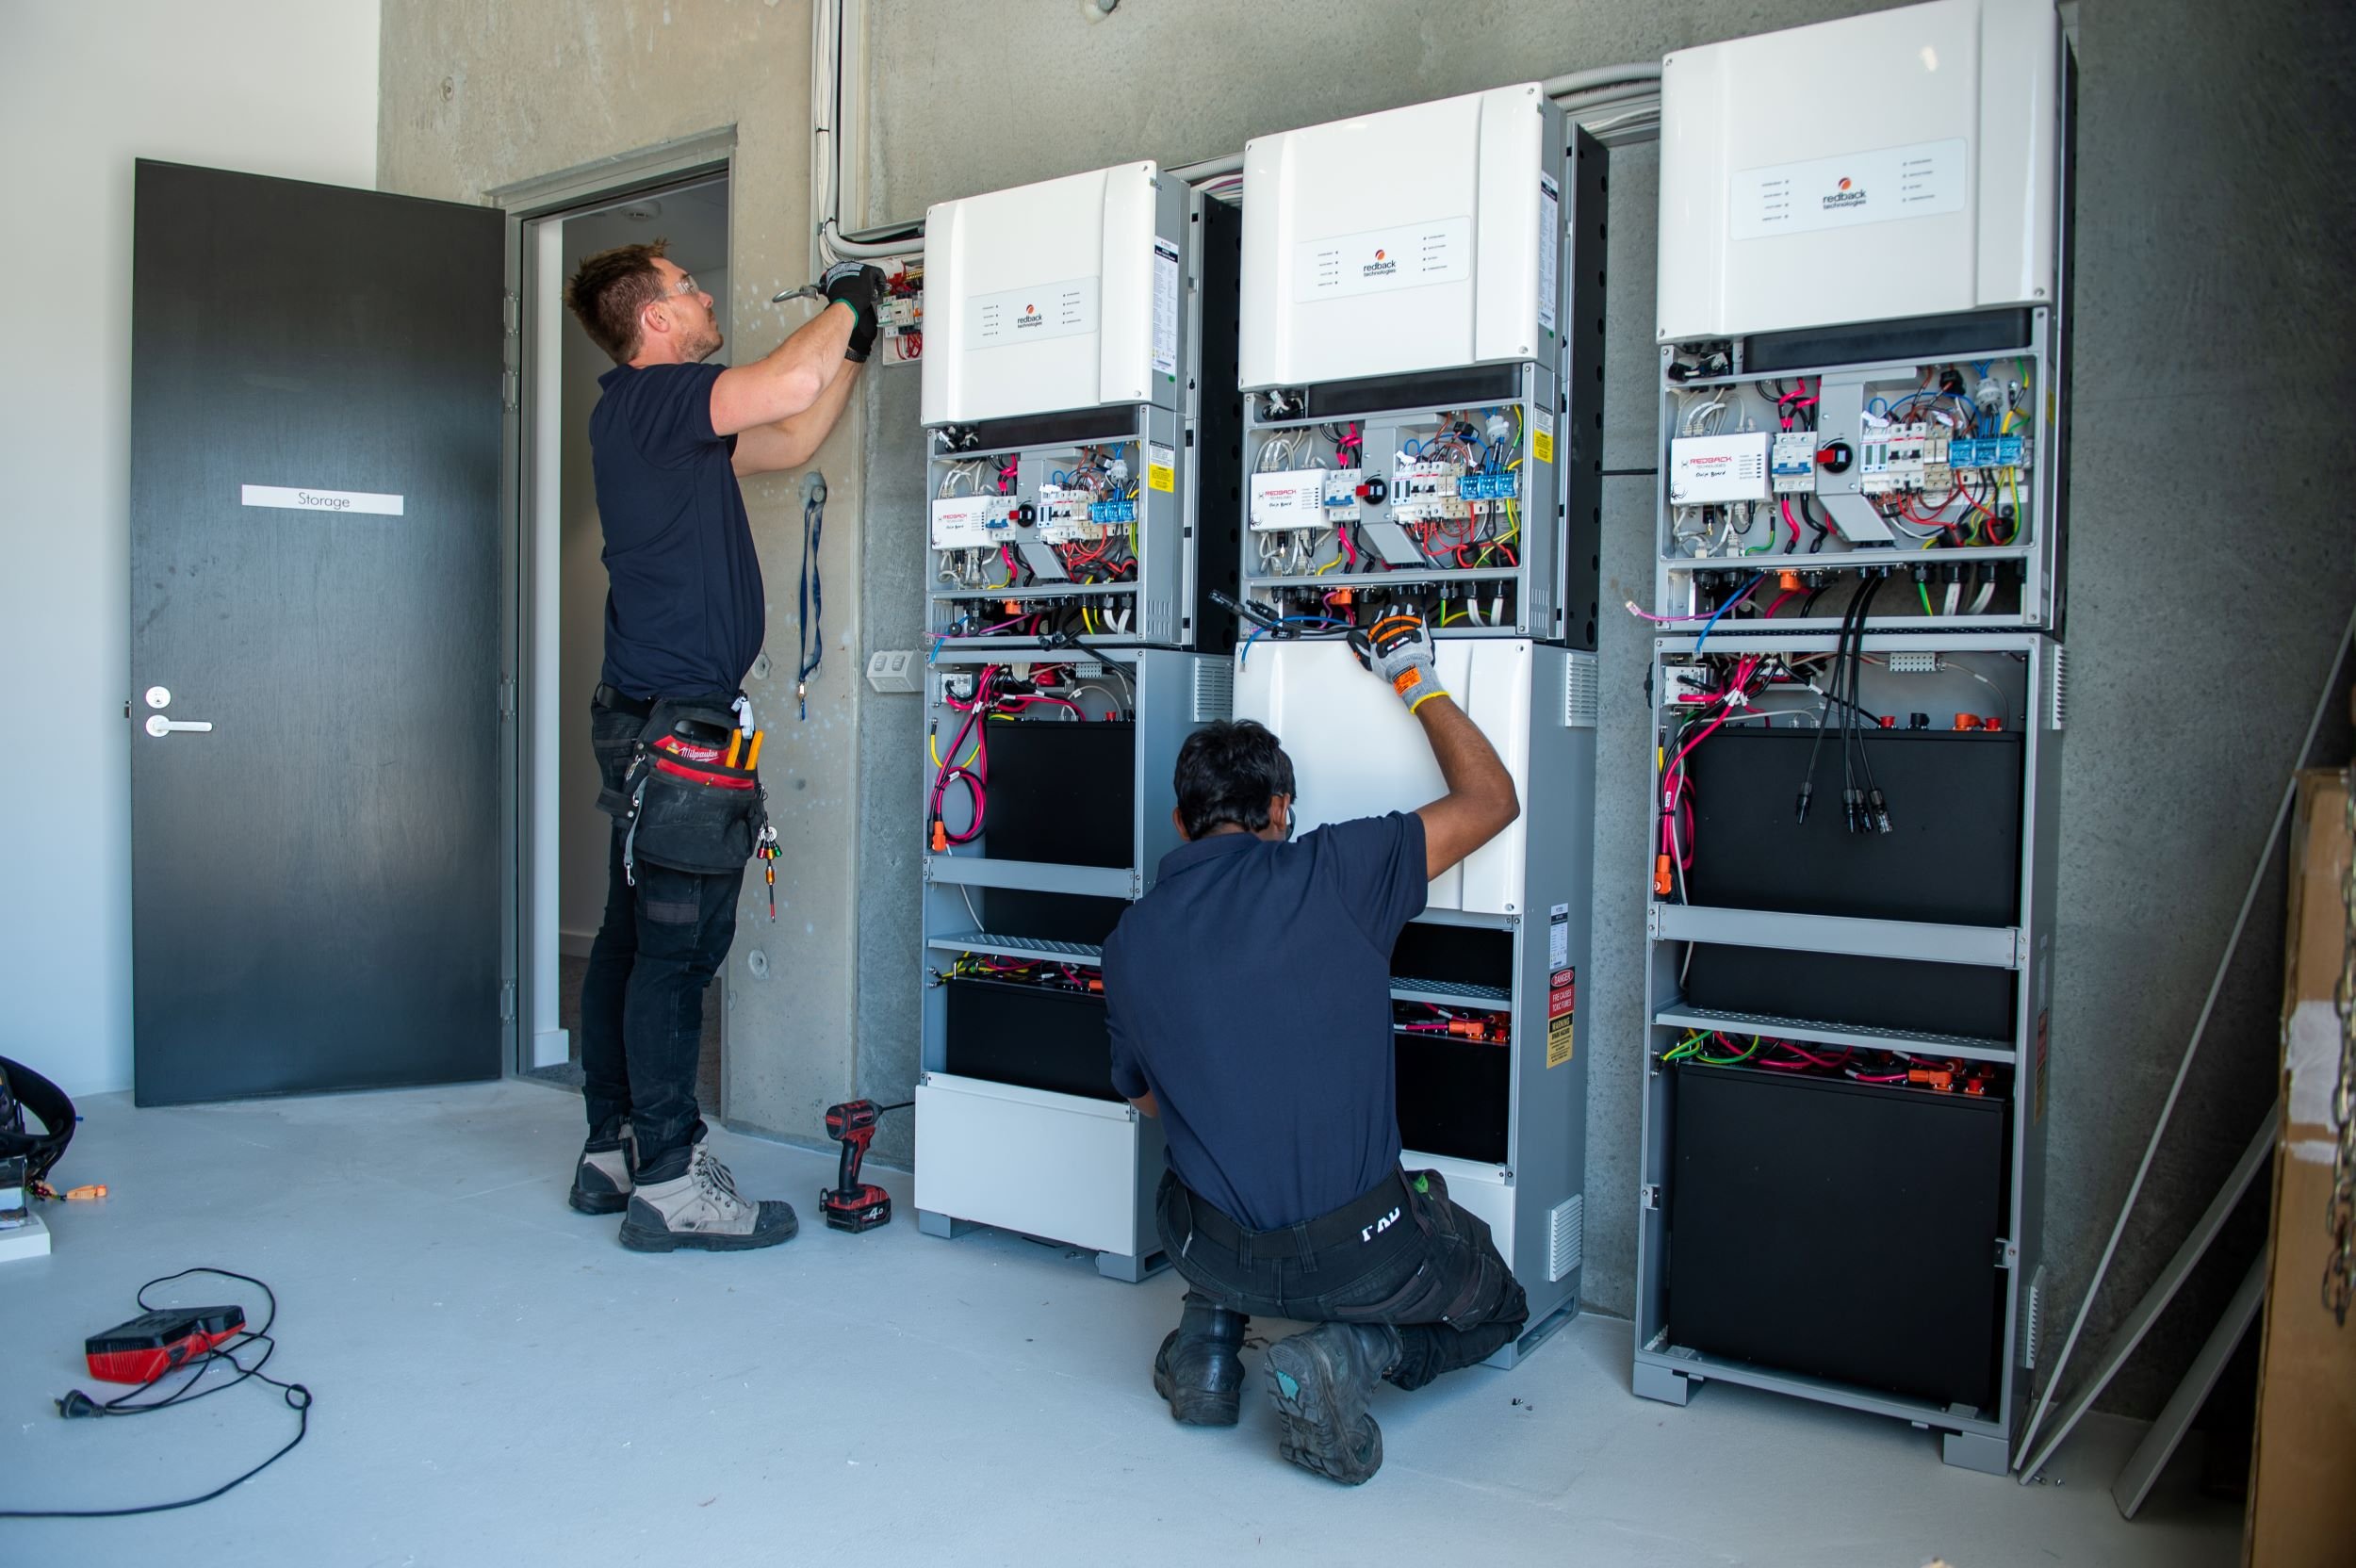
[809,8,1662,267]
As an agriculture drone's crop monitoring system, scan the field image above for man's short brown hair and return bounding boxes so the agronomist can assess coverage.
[564,238,670,364]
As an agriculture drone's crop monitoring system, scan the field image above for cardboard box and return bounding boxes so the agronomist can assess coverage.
[2247,768,2356,1566]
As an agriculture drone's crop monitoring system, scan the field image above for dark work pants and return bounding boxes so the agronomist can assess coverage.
[580,700,744,1184]
[1155,1169,1530,1390]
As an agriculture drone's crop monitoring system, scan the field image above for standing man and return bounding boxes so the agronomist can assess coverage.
[560,241,884,1252]
[1101,612,1528,1484]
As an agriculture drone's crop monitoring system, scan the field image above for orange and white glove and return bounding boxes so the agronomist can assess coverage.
[1349,611,1447,714]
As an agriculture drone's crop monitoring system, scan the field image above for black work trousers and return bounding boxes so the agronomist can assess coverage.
[1155,1168,1530,1390]
[580,696,743,1184]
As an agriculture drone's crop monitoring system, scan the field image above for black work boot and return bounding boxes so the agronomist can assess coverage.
[1150,1295,1250,1427]
[568,1120,638,1216]
[1264,1322,1403,1485]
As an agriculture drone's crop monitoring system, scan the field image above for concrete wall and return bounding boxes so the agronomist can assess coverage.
[0,0,383,1097]
[379,0,872,1144]
[860,0,2356,1417]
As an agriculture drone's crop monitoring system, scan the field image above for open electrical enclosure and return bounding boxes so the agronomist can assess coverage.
[1630,0,2072,1467]
[920,165,1241,656]
[912,165,1245,1280]
[1223,87,1611,1361]
[1632,627,2064,1470]
[1650,0,2071,637]
[1238,100,1606,651]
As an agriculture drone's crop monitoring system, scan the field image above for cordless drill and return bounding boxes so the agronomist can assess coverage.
[820,1100,892,1233]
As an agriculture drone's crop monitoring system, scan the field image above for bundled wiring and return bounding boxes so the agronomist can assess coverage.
[0,1267,312,1519]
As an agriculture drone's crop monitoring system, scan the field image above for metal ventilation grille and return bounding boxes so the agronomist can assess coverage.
[2023,1264,2046,1369]
[2047,645,2068,731]
[1547,1193,1584,1282]
[1563,652,1600,729]
[1192,660,1235,723]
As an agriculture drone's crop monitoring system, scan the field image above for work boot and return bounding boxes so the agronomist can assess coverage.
[567,1121,638,1216]
[617,1141,798,1252]
[1264,1322,1403,1486]
[1151,1296,1250,1427]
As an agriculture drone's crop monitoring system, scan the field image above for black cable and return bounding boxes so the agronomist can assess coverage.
[0,1267,312,1520]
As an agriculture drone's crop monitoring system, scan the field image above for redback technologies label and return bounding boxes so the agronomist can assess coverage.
[1294,216,1472,302]
[967,277,1100,351]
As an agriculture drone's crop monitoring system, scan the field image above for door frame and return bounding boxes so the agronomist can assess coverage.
[488,129,738,1078]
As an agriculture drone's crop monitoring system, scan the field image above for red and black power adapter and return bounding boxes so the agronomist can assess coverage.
[83,1306,247,1384]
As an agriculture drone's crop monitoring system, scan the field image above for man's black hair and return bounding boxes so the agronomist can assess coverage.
[1173,720,1297,841]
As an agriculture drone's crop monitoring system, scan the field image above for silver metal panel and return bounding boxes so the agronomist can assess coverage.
[1651,904,2021,969]
[1652,1004,2016,1065]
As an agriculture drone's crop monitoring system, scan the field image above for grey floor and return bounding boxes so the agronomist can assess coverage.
[3,1081,2242,1566]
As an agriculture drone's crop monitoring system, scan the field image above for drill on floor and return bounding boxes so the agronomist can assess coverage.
[821,1100,903,1233]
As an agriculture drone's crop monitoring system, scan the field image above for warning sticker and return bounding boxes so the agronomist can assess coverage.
[1546,969,1576,1068]
[1537,172,1560,335]
[1532,408,1556,467]
[1152,237,1180,380]
[1147,443,1176,493]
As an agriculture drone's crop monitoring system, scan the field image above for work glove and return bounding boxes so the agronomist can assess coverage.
[821,261,887,362]
[1349,611,1447,715]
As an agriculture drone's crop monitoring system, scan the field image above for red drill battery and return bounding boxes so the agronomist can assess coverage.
[85,1306,246,1383]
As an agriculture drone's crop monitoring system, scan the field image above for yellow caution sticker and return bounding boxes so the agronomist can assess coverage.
[1532,408,1556,466]
[1546,1013,1575,1069]
[1147,443,1175,493]
[1546,968,1576,1068]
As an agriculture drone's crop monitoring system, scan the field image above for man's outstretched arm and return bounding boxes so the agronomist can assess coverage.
[708,263,883,439]
[1350,611,1519,877]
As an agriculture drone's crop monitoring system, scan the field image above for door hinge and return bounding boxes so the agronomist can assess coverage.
[502,291,520,336]
[1641,1184,1662,1212]
[499,980,516,1022]
[499,676,515,720]
[501,368,520,412]
[1995,1237,2019,1269]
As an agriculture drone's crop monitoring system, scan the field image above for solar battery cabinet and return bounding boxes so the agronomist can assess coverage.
[1230,86,1609,1364]
[912,166,1244,1281]
[1635,0,2072,1472]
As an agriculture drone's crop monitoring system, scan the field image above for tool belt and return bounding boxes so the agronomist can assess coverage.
[1166,1167,1425,1261]
[602,692,770,878]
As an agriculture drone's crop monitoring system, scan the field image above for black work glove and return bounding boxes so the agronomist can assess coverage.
[821,261,887,362]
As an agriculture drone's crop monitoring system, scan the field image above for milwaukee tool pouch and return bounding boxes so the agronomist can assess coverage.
[618,700,770,879]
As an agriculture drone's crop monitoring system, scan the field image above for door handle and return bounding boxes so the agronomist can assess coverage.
[144,715,215,737]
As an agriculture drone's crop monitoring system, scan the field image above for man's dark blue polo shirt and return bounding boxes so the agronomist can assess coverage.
[1103,813,1428,1232]
[589,360,764,700]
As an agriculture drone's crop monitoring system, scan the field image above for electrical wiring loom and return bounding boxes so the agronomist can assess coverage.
[1244,392,1553,637]
[1651,335,2064,634]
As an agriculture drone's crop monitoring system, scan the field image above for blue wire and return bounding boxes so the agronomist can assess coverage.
[1238,615,1353,668]
[1692,573,1765,655]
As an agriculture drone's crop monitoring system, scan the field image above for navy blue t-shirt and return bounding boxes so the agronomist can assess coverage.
[1102,813,1428,1232]
[589,361,764,699]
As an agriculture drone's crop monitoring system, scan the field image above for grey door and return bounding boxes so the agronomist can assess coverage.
[129,161,506,1105]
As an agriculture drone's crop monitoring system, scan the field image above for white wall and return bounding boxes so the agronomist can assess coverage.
[0,0,382,1095]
